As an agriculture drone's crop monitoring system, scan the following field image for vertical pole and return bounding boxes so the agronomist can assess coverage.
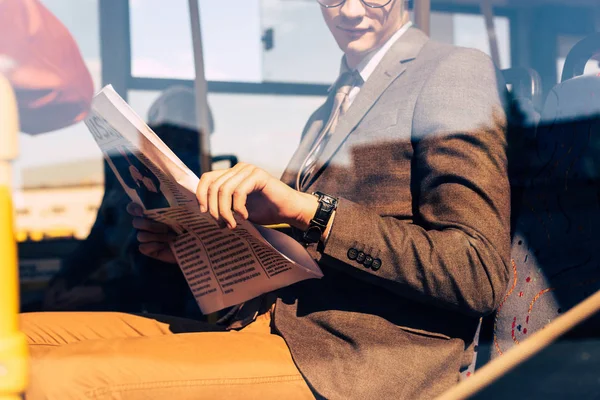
[511,8,532,69]
[0,75,28,400]
[99,0,131,100]
[188,0,216,323]
[188,0,213,175]
[100,0,132,189]
[481,0,502,67]
[414,0,431,36]
[531,7,558,95]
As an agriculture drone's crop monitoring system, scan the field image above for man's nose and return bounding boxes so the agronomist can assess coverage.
[339,0,366,21]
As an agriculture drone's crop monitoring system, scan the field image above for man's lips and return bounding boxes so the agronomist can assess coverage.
[337,26,371,37]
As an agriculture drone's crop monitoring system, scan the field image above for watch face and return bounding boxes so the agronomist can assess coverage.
[304,226,322,243]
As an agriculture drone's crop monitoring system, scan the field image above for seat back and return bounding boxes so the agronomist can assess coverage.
[493,45,600,357]
[457,68,544,380]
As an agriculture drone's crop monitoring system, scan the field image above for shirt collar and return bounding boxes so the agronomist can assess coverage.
[339,21,413,84]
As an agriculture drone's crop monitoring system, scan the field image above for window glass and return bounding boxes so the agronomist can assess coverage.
[261,4,512,86]
[429,11,511,70]
[13,0,104,242]
[261,0,342,84]
[130,0,263,82]
[128,90,326,178]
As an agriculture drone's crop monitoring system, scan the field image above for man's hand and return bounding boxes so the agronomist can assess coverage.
[43,280,105,311]
[127,202,177,264]
[126,163,319,263]
[52,286,105,310]
[196,163,318,230]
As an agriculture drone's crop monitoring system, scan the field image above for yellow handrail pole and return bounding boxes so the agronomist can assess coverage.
[0,74,29,400]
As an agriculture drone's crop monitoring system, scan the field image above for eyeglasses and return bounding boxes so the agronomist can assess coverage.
[317,0,394,8]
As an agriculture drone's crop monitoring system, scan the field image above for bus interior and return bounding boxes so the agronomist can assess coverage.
[3,0,600,398]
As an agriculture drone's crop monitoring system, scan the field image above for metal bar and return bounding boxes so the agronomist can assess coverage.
[100,0,132,189]
[188,0,212,175]
[436,289,600,400]
[429,2,511,17]
[414,0,431,36]
[99,0,131,100]
[481,0,502,67]
[0,75,28,400]
[129,77,330,97]
[511,8,532,70]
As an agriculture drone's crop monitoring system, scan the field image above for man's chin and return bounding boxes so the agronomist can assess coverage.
[343,42,375,64]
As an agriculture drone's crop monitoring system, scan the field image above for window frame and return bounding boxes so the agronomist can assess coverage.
[106,0,517,99]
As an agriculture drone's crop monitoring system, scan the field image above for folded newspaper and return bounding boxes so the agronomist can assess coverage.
[84,85,323,314]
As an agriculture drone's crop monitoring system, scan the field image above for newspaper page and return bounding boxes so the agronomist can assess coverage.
[84,85,322,314]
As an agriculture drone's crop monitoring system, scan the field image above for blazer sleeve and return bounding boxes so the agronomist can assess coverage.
[320,48,511,317]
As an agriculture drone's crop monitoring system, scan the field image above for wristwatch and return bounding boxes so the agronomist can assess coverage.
[302,191,338,245]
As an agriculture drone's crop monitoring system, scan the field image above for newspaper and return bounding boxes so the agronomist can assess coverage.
[84,85,323,314]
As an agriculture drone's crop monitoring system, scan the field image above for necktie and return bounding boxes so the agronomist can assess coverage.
[296,71,358,191]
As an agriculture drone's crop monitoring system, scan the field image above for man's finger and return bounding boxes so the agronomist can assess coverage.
[132,217,170,233]
[230,169,266,221]
[217,164,256,229]
[136,230,175,243]
[206,164,246,224]
[196,170,227,213]
[54,292,77,308]
[139,242,177,264]
[126,202,144,217]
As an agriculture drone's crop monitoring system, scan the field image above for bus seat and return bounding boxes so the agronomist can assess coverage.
[493,63,600,358]
[457,68,544,381]
[502,67,544,113]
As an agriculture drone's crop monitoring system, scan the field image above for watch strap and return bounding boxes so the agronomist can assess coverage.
[302,191,338,244]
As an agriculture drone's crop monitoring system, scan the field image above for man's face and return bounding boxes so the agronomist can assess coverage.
[321,0,405,64]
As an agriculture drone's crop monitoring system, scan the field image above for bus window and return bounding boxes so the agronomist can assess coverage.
[429,11,511,69]
[130,0,262,82]
[128,90,326,178]
[261,0,342,84]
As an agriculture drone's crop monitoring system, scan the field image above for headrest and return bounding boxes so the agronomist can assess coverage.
[147,86,214,134]
[534,75,600,183]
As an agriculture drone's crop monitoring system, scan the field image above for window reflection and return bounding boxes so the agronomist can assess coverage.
[128,90,326,178]
[13,0,103,242]
[429,12,511,69]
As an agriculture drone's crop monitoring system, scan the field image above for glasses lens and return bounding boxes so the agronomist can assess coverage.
[363,0,393,7]
[317,0,345,7]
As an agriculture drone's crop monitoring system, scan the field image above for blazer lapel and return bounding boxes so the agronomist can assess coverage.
[303,27,429,191]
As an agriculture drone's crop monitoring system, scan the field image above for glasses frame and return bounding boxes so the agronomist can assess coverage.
[317,0,394,9]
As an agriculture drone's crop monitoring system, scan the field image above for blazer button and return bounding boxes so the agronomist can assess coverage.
[363,255,373,267]
[356,251,366,264]
[347,248,358,260]
[371,258,382,271]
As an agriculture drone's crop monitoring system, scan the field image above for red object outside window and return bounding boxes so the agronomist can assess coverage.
[0,0,94,134]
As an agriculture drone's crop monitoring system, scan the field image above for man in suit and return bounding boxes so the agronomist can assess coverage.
[21,0,511,398]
